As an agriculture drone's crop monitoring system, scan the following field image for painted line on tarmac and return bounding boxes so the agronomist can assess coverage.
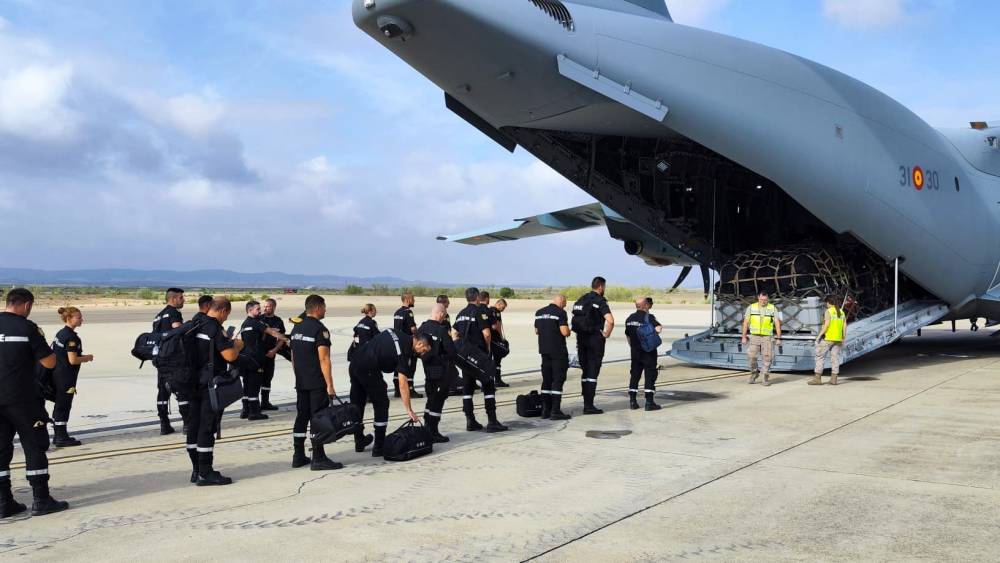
[11,370,743,469]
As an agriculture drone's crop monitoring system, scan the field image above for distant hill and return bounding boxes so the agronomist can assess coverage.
[0,268,451,289]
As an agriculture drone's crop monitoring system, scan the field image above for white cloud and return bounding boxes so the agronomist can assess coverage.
[0,63,77,141]
[165,93,226,136]
[823,0,907,29]
[165,178,233,209]
[319,199,361,222]
[667,0,731,26]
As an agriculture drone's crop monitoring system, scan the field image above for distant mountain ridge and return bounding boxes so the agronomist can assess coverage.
[0,268,452,289]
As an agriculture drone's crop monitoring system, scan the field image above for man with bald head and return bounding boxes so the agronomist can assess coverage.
[416,304,457,442]
[624,297,663,411]
[534,294,572,420]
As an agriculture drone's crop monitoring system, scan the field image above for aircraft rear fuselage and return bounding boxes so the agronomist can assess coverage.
[354,0,1000,316]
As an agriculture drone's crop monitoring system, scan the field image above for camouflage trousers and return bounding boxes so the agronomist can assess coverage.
[747,335,774,377]
[814,340,843,375]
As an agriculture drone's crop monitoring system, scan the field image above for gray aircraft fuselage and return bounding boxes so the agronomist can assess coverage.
[353,1,1000,320]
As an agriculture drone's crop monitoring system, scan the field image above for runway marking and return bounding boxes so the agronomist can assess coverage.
[521,356,1000,562]
[10,371,744,469]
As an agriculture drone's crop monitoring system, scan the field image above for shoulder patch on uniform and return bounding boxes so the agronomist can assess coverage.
[290,316,302,324]
[322,331,330,339]
[38,327,45,337]
[68,341,78,347]
[481,314,488,320]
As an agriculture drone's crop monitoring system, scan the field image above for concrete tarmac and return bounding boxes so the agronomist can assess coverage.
[2,299,999,561]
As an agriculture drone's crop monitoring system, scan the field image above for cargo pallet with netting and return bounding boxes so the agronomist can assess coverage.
[674,245,948,372]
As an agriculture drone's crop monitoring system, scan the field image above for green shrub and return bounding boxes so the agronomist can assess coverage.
[345,284,364,296]
[498,287,516,299]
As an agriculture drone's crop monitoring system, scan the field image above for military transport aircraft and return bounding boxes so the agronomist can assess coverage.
[353,0,1000,371]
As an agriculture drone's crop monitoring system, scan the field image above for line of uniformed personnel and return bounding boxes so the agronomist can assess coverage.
[1,280,848,514]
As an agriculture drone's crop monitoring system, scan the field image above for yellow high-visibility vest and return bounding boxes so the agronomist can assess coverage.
[825,306,846,342]
[746,304,777,336]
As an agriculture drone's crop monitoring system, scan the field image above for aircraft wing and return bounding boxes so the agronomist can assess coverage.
[437,203,606,245]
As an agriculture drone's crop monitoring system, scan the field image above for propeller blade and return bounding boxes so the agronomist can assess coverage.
[670,266,692,291]
[700,265,711,298]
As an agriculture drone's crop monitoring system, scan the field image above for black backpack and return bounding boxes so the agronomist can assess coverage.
[153,320,204,388]
[571,294,598,334]
[131,333,161,368]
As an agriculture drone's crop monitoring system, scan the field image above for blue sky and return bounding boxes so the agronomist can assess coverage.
[0,0,996,287]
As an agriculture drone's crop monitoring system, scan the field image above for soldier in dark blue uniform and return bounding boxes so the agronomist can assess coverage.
[571,277,615,415]
[417,304,456,443]
[488,297,510,388]
[534,295,572,420]
[350,327,431,456]
[238,301,287,421]
[437,295,463,396]
[454,288,508,433]
[259,298,289,410]
[624,297,663,411]
[152,288,186,435]
[350,303,379,361]
[50,307,94,447]
[0,289,69,517]
[289,295,344,471]
[393,292,422,399]
[187,297,243,486]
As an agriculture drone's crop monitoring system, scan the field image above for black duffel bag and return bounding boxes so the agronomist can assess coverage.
[310,396,362,445]
[36,364,56,402]
[382,420,433,462]
[209,369,244,413]
[492,338,510,360]
[516,391,544,418]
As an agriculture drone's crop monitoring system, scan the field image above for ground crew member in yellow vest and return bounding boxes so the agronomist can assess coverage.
[811,295,847,386]
[741,291,782,386]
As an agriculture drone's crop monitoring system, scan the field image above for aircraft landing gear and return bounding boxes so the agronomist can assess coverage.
[970,318,980,332]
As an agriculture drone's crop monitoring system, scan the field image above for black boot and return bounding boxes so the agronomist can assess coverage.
[239,399,249,419]
[549,395,572,421]
[495,370,510,388]
[187,447,199,483]
[292,443,311,468]
[426,416,449,443]
[260,389,279,411]
[247,400,269,421]
[485,412,509,433]
[29,481,69,516]
[540,394,552,419]
[628,392,640,410]
[310,442,344,471]
[409,382,424,399]
[372,426,387,457]
[644,391,662,411]
[466,416,484,431]
[582,382,603,415]
[0,483,26,519]
[196,453,233,486]
[354,428,374,452]
[53,425,82,448]
[159,416,175,436]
